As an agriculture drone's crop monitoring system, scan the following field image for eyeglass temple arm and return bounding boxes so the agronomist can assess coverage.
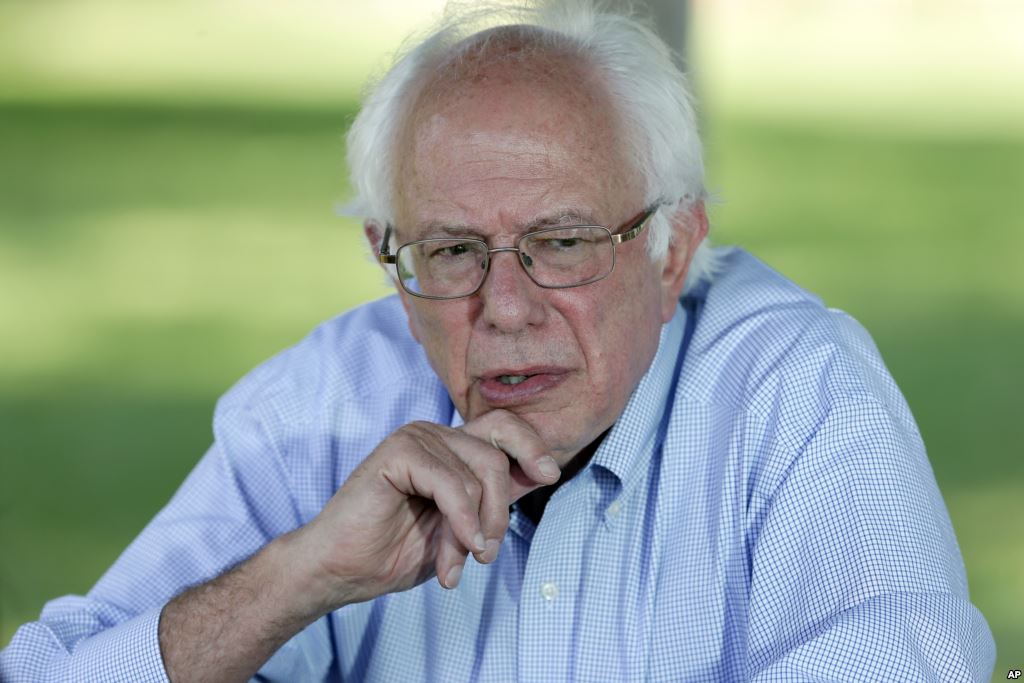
[609,207,658,245]
[377,225,398,264]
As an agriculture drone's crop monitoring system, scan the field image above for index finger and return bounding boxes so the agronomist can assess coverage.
[460,409,560,500]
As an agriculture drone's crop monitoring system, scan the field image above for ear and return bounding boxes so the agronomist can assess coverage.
[366,218,424,344]
[659,201,708,322]
[364,219,384,254]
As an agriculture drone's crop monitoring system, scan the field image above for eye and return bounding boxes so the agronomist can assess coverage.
[429,242,474,258]
[536,236,586,250]
[554,238,582,248]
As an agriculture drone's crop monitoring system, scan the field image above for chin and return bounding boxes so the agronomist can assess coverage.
[463,397,601,461]
[517,411,593,463]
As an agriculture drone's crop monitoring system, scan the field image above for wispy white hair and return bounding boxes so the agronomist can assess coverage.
[345,0,719,292]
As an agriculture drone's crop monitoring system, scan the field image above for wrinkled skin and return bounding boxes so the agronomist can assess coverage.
[380,57,706,468]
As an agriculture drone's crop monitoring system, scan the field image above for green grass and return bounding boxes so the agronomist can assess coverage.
[1,99,1022,680]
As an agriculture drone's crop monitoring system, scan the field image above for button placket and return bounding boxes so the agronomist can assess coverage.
[517,477,592,681]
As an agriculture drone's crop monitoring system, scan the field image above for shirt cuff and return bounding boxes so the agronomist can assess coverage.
[68,605,170,683]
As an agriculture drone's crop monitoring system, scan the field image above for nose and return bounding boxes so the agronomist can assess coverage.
[477,250,546,332]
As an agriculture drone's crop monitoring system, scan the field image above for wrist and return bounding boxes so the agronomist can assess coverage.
[159,535,324,683]
[268,524,358,620]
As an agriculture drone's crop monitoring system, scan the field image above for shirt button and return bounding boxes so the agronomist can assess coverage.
[541,582,559,601]
[607,499,622,517]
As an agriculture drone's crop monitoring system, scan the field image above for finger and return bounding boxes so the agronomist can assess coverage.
[383,445,486,556]
[461,409,561,496]
[435,518,469,589]
[488,432,556,504]
[440,430,510,563]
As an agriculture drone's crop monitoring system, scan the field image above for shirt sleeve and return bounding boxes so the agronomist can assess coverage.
[0,404,306,682]
[744,397,996,681]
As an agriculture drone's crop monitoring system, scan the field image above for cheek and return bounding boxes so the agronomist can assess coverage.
[409,305,471,384]
[594,261,664,384]
[572,296,631,391]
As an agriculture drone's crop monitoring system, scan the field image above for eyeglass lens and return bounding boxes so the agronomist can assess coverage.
[396,226,614,298]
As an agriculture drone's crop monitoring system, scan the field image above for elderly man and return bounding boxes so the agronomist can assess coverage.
[1,2,995,681]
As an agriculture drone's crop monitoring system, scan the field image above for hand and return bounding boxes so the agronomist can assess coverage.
[295,409,560,611]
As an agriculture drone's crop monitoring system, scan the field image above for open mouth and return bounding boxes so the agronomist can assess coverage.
[476,368,570,406]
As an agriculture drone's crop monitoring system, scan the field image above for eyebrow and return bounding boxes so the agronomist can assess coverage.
[411,208,598,240]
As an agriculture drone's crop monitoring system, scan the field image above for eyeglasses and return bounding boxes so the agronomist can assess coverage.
[378,206,659,300]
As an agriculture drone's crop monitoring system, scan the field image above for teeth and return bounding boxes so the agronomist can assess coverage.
[498,375,528,385]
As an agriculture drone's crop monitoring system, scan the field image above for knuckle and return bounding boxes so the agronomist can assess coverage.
[485,450,512,475]
[438,466,463,491]
[400,421,439,443]
[488,409,515,425]
[464,477,483,502]
[473,409,506,430]
[389,424,426,450]
[397,422,453,460]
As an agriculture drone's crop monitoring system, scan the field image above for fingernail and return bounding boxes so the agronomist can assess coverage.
[445,565,462,589]
[473,532,486,553]
[538,456,560,480]
[484,538,501,562]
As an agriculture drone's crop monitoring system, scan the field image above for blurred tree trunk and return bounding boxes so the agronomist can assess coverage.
[636,0,689,69]
[634,0,706,135]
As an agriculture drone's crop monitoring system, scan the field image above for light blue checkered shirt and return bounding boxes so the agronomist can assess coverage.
[1,248,995,681]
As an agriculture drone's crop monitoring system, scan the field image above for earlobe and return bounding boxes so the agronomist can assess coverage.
[659,202,709,322]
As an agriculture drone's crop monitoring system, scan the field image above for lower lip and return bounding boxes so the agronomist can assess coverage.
[476,372,569,406]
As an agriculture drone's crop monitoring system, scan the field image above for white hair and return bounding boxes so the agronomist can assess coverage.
[345,0,720,293]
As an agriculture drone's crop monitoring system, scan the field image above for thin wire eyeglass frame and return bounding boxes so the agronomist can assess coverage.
[377,205,661,300]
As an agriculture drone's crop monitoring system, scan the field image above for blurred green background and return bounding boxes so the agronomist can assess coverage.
[1,0,1021,677]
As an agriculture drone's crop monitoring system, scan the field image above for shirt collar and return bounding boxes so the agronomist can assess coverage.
[447,303,688,488]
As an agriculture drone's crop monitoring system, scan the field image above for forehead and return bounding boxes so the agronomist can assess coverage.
[395,51,640,232]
